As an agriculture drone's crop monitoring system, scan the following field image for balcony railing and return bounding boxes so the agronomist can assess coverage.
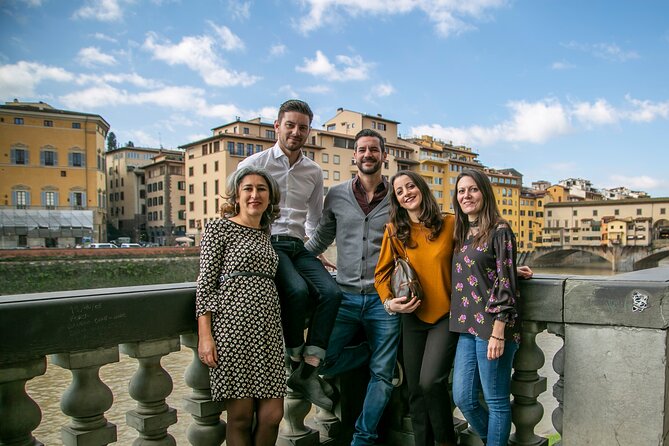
[1,267,668,445]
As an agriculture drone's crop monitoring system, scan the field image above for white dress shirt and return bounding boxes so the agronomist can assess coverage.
[238,143,323,240]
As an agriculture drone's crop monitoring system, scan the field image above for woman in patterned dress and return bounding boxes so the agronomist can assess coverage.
[196,166,284,446]
[450,168,522,446]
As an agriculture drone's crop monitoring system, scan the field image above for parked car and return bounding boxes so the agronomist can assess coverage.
[120,243,142,248]
[89,243,118,249]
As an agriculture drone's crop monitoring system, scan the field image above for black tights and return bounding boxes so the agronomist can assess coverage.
[225,398,283,446]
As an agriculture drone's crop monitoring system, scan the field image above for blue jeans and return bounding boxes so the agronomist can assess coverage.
[273,239,342,360]
[453,334,519,446]
[320,292,401,446]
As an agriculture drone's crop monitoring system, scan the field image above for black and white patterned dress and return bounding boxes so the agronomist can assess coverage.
[196,218,285,400]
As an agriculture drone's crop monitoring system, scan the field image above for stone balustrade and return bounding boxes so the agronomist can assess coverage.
[1,266,668,445]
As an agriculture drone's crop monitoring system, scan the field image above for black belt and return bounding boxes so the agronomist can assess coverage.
[270,234,303,243]
[220,271,275,283]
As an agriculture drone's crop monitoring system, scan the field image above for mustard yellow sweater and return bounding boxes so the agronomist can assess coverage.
[374,215,454,324]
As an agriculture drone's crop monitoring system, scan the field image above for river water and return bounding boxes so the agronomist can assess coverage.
[27,265,614,444]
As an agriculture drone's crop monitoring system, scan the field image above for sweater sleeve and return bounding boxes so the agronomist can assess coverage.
[305,187,337,255]
[485,224,519,324]
[374,225,395,304]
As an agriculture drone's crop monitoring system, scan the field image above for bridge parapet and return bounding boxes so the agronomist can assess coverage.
[1,268,668,445]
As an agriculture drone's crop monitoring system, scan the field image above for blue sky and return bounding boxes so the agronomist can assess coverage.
[2,0,668,196]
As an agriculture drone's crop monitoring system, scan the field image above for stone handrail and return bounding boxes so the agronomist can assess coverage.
[1,267,668,445]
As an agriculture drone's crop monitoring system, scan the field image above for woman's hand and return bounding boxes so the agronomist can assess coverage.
[198,333,218,368]
[487,337,505,360]
[517,265,533,279]
[387,296,421,314]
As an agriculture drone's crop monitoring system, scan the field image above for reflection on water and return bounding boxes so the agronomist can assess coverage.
[28,346,195,444]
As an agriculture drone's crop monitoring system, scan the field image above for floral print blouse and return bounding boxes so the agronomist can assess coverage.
[449,224,521,343]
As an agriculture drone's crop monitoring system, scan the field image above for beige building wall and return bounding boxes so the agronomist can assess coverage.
[543,199,669,247]
[144,152,186,246]
[106,147,162,241]
[0,101,109,247]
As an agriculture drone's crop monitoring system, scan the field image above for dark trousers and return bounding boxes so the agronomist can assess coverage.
[273,239,342,360]
[402,312,459,446]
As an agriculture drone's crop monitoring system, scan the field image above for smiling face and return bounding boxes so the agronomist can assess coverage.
[236,174,270,221]
[456,175,483,220]
[275,111,310,155]
[393,174,423,219]
[354,135,386,175]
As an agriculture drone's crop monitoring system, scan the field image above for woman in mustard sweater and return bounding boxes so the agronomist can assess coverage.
[374,171,458,446]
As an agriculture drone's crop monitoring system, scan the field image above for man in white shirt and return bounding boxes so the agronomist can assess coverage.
[238,99,341,411]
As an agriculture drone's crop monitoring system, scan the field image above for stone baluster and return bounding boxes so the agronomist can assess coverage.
[120,338,179,445]
[311,405,340,446]
[278,363,319,446]
[52,348,118,445]
[547,323,565,443]
[509,321,548,446]
[180,333,226,445]
[0,358,46,446]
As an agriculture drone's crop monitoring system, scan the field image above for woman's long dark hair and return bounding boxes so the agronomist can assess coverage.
[388,170,443,246]
[452,169,506,251]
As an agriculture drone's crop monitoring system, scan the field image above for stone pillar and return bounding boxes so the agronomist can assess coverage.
[180,333,225,446]
[509,321,548,446]
[310,405,340,446]
[0,357,46,446]
[546,323,564,442]
[120,338,179,445]
[52,348,119,446]
[277,386,319,446]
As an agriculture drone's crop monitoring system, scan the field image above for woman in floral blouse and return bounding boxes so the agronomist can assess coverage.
[450,169,523,446]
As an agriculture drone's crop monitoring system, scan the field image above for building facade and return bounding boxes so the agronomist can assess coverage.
[144,151,186,246]
[542,198,669,247]
[0,100,109,247]
[106,146,162,242]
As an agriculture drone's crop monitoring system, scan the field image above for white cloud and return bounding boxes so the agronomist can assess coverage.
[571,99,619,126]
[270,44,287,57]
[278,84,300,98]
[551,60,574,70]
[228,0,251,20]
[303,84,331,94]
[21,0,44,6]
[412,94,669,148]
[77,47,117,67]
[60,84,206,110]
[126,129,160,148]
[143,32,259,87]
[73,0,125,22]
[294,0,507,37]
[609,175,666,191]
[624,95,669,122]
[76,72,163,89]
[93,32,118,43]
[296,50,372,81]
[0,61,73,98]
[373,82,395,97]
[563,41,639,62]
[208,22,245,51]
[411,98,571,146]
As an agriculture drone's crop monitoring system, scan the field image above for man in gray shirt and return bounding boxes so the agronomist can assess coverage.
[306,129,399,446]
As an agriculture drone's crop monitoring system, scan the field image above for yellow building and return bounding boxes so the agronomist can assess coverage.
[0,100,109,247]
[179,118,279,237]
